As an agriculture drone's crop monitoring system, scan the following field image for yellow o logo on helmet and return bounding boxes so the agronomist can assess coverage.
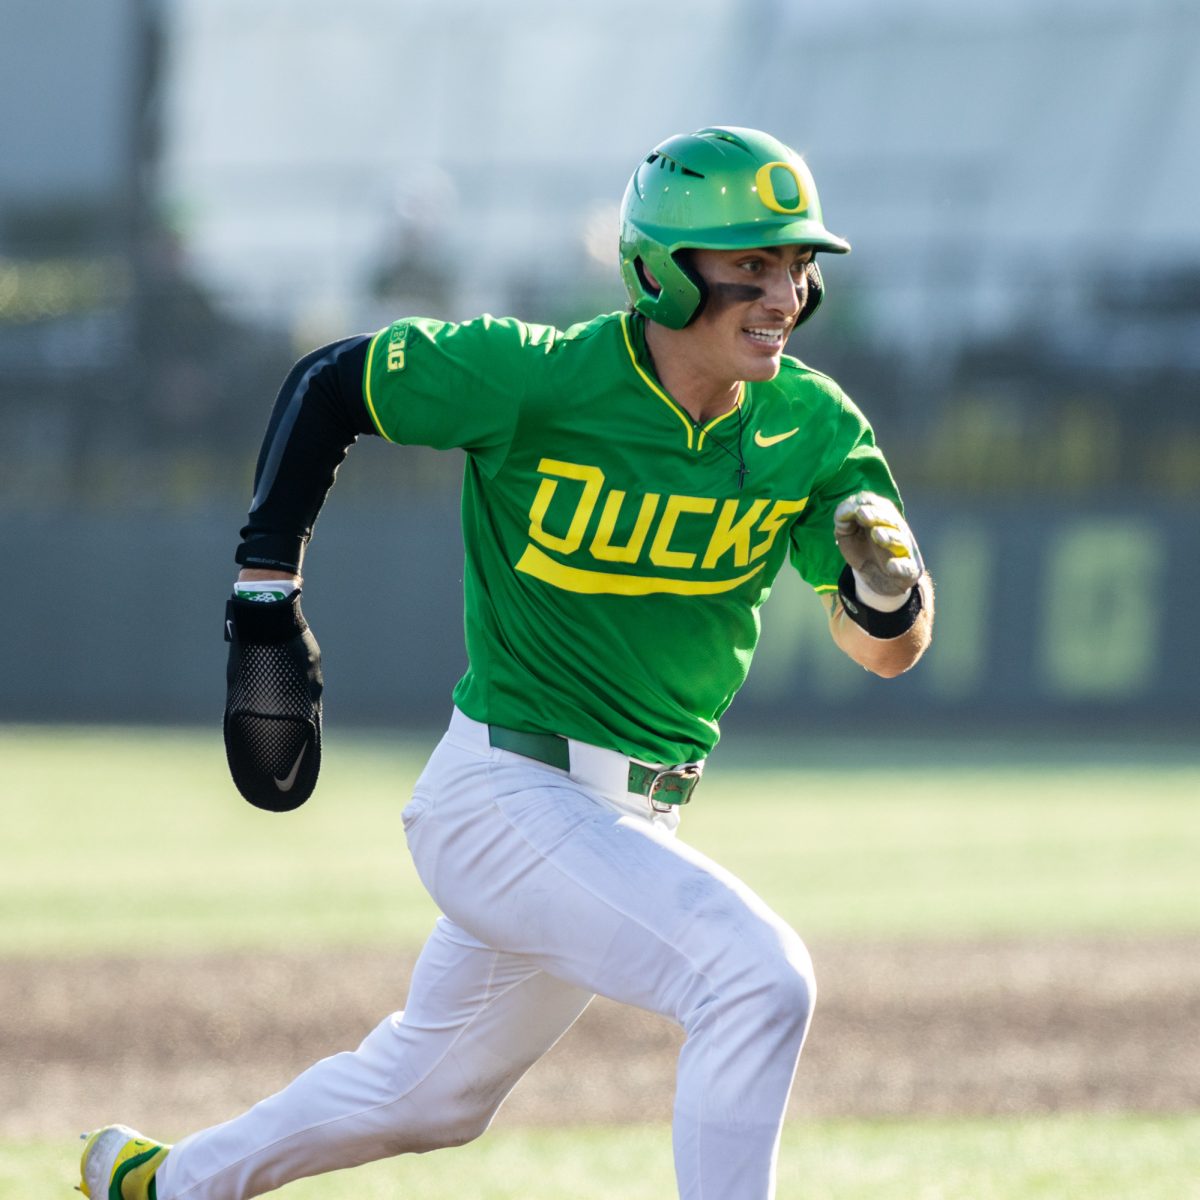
[754,162,810,215]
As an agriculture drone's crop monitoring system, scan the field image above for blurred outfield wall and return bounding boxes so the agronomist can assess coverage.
[3,0,1198,739]
[3,493,1193,734]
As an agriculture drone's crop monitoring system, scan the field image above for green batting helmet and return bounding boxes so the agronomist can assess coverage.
[619,126,850,330]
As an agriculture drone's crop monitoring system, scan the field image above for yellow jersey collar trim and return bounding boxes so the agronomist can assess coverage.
[696,389,744,451]
[620,312,694,447]
[619,313,746,453]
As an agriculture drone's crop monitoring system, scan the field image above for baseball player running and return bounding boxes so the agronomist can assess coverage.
[80,126,932,1200]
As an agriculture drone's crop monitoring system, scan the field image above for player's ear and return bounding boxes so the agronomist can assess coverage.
[795,259,825,326]
[637,259,662,294]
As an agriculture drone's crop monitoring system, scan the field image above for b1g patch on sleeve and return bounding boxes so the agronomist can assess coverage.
[386,325,408,372]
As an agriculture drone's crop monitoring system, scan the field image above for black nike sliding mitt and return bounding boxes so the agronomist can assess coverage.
[223,591,323,811]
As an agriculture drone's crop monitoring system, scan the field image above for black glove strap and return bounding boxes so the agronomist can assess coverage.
[837,564,923,639]
[225,591,306,644]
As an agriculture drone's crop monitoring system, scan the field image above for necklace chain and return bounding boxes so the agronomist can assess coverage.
[698,405,749,489]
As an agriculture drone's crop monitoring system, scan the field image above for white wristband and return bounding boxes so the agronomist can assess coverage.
[851,569,913,612]
[233,579,298,603]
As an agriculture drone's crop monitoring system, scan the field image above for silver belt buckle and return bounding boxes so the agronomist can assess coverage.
[648,764,702,813]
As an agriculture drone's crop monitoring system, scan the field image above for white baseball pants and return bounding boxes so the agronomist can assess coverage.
[156,709,816,1200]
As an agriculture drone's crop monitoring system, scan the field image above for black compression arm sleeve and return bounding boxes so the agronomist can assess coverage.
[235,335,378,573]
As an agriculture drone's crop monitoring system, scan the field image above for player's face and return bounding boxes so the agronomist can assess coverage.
[687,245,813,382]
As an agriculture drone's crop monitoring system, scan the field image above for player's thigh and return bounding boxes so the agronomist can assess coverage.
[404,742,809,1019]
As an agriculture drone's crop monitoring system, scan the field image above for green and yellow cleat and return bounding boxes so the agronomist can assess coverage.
[79,1126,170,1200]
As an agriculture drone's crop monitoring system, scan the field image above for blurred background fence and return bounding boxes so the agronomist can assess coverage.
[3,0,1198,734]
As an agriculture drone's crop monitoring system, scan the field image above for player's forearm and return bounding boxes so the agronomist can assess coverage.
[826,575,934,678]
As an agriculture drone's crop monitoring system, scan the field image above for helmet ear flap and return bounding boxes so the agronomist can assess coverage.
[622,245,705,329]
[795,259,825,327]
[673,250,709,327]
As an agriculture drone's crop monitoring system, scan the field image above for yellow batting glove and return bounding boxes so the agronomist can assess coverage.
[833,492,925,610]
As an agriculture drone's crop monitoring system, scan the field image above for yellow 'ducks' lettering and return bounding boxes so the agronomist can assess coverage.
[750,500,808,561]
[516,543,766,595]
[650,495,718,569]
[522,457,810,591]
[528,459,605,553]
[702,498,771,569]
[590,491,661,562]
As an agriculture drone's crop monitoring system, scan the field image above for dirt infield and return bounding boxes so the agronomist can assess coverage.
[6,936,1198,1138]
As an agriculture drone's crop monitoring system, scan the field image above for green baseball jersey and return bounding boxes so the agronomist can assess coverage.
[362,310,902,764]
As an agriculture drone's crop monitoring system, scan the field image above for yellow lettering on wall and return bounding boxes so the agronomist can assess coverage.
[649,495,717,569]
[702,498,771,569]
[1041,520,1163,697]
[590,491,661,563]
[923,524,991,698]
[750,500,808,561]
[528,459,605,554]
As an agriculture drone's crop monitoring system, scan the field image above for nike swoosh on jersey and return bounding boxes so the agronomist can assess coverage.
[754,427,800,447]
[275,744,307,792]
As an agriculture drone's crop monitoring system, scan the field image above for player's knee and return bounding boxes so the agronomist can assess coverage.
[683,930,815,1047]
[397,1073,515,1153]
[682,925,816,1041]
[711,930,815,1054]
[755,935,817,1038]
[388,1108,492,1155]
[410,1115,491,1154]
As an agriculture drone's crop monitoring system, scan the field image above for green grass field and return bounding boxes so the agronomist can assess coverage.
[4,723,1199,1198]
[7,1115,1200,1200]
[4,724,1198,956]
